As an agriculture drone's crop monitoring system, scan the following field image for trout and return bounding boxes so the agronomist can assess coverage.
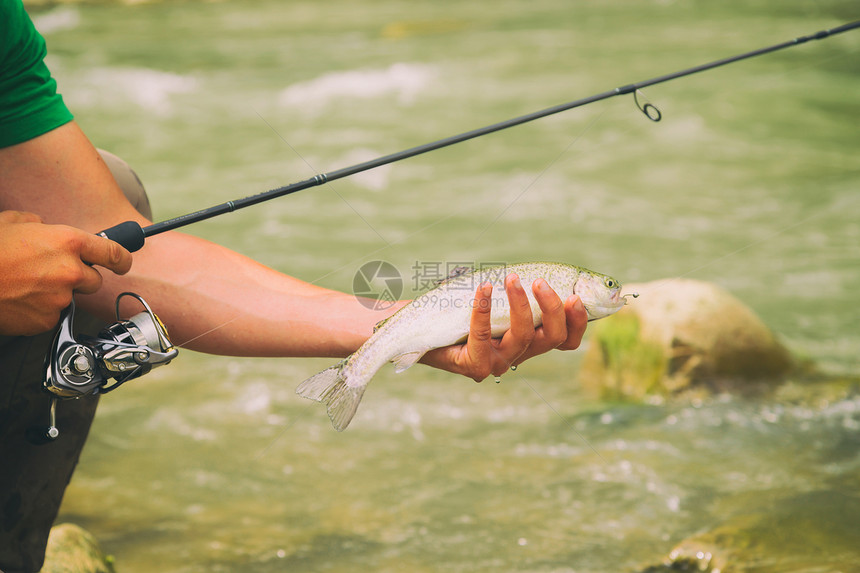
[297,262,633,431]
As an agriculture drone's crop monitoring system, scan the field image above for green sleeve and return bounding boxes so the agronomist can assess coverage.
[0,0,74,148]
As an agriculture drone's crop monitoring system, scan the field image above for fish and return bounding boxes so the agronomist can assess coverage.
[297,262,633,431]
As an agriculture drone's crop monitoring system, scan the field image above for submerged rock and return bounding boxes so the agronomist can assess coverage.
[580,279,794,400]
[638,490,860,572]
[41,523,114,573]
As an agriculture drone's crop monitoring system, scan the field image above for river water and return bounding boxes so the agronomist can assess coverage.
[28,0,860,571]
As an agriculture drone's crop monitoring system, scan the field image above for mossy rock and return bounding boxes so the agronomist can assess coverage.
[41,523,115,573]
[581,279,794,401]
[638,490,860,572]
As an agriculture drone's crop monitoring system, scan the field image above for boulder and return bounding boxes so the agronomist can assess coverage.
[41,523,114,573]
[580,279,794,400]
[637,490,860,572]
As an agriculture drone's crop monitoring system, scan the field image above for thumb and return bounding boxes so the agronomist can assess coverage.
[78,232,133,275]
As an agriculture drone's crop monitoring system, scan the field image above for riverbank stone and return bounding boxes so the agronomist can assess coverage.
[41,523,114,573]
[580,279,794,400]
[638,490,860,572]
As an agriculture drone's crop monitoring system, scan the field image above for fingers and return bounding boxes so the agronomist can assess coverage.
[558,294,588,350]
[71,263,106,295]
[467,273,537,380]
[432,276,535,382]
[493,273,536,372]
[0,216,134,335]
[463,281,494,381]
[77,231,133,276]
[70,230,134,297]
[44,227,133,294]
[503,274,536,349]
[510,279,588,366]
[421,273,590,383]
[508,278,564,366]
[532,278,567,343]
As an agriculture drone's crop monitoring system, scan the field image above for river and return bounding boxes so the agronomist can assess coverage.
[27,0,860,570]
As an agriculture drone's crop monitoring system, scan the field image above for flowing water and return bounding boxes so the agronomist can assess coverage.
[27,0,860,570]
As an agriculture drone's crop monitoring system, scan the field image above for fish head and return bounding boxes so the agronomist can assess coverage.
[573,272,628,321]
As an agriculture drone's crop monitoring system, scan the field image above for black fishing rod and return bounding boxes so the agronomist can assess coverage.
[99,19,860,252]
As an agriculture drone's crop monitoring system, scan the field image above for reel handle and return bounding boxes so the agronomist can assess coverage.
[98,221,146,252]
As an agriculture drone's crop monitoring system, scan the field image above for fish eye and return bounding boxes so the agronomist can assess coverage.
[605,278,616,288]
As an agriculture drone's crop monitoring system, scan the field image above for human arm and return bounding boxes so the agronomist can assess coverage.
[0,121,382,356]
[0,121,586,375]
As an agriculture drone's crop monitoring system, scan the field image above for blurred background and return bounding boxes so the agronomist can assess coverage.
[25,0,859,571]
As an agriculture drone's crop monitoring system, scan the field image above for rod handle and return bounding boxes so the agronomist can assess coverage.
[98,221,146,253]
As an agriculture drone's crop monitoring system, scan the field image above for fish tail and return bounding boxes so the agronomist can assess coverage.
[296,361,367,431]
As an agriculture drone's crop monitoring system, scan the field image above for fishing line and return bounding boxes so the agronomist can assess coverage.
[283,107,607,288]
[173,315,242,349]
[308,210,462,286]
[641,179,860,297]
[97,20,860,253]
[467,108,610,247]
[255,111,392,246]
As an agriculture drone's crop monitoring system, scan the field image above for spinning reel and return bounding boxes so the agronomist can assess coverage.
[42,292,178,440]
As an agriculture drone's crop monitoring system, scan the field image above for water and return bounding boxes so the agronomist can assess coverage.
[28,0,860,570]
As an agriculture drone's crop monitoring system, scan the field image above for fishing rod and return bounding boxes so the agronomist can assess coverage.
[98,19,860,252]
[37,19,859,441]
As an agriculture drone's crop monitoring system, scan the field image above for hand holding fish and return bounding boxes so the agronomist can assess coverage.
[298,262,633,431]
[419,274,588,382]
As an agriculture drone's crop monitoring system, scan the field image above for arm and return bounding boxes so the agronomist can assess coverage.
[0,122,586,375]
[0,121,379,357]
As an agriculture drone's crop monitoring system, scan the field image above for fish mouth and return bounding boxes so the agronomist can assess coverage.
[606,287,633,308]
[582,290,638,321]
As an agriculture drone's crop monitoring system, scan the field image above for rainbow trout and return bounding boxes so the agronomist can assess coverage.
[297,262,633,431]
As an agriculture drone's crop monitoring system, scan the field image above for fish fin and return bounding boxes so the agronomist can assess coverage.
[433,265,473,286]
[296,362,366,431]
[390,349,428,373]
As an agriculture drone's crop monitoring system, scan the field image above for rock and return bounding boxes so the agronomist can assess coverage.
[580,279,794,400]
[41,523,115,573]
[637,490,860,572]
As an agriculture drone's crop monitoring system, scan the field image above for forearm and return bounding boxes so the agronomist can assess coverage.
[0,122,383,356]
[78,230,385,357]
[0,122,587,376]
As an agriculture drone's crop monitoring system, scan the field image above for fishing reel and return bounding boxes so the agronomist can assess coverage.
[41,292,178,440]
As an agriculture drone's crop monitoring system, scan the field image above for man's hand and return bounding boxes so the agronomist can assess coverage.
[0,210,132,336]
[422,273,588,381]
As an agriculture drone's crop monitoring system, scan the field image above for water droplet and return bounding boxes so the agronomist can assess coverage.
[495,376,501,384]
[510,364,517,371]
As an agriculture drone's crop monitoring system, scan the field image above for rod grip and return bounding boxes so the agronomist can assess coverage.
[98,221,146,252]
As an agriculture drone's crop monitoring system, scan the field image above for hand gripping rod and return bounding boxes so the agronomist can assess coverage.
[99,20,860,252]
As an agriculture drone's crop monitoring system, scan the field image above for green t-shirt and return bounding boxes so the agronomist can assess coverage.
[0,0,73,148]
